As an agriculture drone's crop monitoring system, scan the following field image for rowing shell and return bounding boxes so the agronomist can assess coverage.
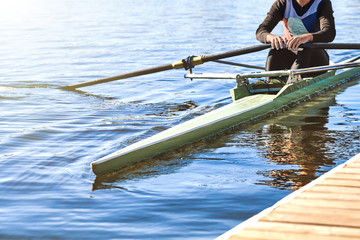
[91,60,360,175]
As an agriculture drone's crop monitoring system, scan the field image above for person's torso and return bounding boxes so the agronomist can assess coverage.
[284,0,322,35]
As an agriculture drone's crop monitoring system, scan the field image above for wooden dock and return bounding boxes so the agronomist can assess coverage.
[217,153,360,240]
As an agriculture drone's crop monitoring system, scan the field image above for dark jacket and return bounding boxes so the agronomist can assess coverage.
[256,0,336,43]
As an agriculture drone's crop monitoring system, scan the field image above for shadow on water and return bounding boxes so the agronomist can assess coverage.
[92,150,194,191]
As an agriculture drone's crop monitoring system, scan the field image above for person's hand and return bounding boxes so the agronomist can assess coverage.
[286,33,313,51]
[266,34,285,50]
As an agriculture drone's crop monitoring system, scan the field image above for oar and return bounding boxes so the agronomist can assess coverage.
[301,43,360,49]
[61,43,360,90]
[61,44,270,90]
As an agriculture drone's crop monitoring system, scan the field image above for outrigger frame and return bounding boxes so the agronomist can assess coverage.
[185,61,360,83]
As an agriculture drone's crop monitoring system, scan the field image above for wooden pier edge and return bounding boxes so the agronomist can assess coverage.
[216,152,360,240]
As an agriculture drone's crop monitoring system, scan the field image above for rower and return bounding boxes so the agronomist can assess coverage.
[256,0,336,82]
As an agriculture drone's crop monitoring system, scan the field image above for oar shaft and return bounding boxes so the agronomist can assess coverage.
[203,44,270,62]
[302,43,360,49]
[62,63,174,90]
[204,43,360,63]
[61,44,271,90]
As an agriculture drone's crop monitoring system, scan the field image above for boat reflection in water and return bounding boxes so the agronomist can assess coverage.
[255,87,350,190]
[257,122,332,191]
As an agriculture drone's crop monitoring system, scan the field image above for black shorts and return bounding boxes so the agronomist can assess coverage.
[265,48,329,80]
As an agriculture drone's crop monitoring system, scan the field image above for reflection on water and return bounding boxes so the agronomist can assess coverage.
[254,79,360,190]
[257,123,333,190]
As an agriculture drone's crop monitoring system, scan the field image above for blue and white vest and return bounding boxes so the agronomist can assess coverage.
[284,0,322,35]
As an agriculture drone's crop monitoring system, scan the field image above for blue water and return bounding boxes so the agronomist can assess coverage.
[1,0,360,239]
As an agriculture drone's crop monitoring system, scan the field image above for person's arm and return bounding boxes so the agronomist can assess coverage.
[312,0,336,42]
[282,18,292,43]
[256,0,286,49]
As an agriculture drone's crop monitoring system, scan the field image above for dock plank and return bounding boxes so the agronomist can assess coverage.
[287,198,360,210]
[246,222,360,238]
[308,185,360,194]
[217,153,360,240]
[229,229,358,240]
[262,206,360,228]
[297,191,360,201]
[326,173,360,180]
[317,179,360,187]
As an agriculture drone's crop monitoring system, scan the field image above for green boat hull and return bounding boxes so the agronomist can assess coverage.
[91,67,360,175]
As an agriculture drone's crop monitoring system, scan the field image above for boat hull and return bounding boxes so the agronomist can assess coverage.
[91,67,360,175]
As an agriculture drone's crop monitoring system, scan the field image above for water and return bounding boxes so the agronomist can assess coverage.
[1,0,360,239]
